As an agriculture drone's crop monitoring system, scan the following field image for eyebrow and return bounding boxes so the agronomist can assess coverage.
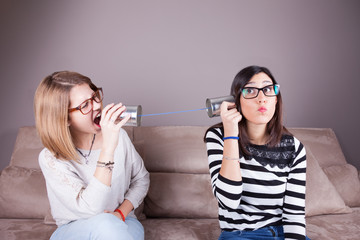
[72,92,96,108]
[245,80,273,86]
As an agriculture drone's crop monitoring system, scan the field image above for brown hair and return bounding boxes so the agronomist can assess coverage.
[205,65,290,158]
[34,71,98,161]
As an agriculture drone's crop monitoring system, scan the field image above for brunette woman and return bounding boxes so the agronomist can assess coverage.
[204,66,310,240]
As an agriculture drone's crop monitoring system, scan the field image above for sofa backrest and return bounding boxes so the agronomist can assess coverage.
[9,126,134,169]
[288,128,347,168]
[10,126,346,170]
[2,126,351,220]
[132,126,218,218]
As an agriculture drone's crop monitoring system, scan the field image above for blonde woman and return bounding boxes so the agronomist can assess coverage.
[34,71,149,240]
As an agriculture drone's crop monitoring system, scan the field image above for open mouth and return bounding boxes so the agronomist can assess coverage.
[94,113,101,126]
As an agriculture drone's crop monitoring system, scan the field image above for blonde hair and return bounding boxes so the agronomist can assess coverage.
[34,71,98,161]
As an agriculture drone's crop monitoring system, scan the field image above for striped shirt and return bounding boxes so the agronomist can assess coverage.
[205,127,307,240]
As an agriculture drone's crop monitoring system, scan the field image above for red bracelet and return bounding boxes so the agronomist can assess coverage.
[114,209,125,221]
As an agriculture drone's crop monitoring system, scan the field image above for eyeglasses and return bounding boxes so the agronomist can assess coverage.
[69,88,103,115]
[241,84,280,99]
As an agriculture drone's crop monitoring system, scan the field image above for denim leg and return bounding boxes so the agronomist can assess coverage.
[50,213,143,240]
[218,230,242,240]
[240,226,282,240]
[218,226,311,240]
[218,228,275,240]
[125,216,144,240]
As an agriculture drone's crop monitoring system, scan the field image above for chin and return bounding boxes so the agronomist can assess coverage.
[94,125,102,133]
[250,116,273,126]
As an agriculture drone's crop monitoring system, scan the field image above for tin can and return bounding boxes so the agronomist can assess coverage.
[205,95,235,118]
[119,105,142,126]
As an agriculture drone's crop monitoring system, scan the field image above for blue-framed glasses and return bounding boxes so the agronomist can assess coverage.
[241,84,280,99]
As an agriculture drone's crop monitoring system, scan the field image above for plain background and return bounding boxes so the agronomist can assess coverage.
[1,0,359,171]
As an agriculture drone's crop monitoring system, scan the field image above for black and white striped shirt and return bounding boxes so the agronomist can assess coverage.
[205,127,307,240]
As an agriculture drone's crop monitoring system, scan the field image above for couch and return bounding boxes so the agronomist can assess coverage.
[0,126,360,240]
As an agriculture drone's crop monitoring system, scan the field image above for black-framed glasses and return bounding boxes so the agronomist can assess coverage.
[69,88,103,115]
[241,84,280,99]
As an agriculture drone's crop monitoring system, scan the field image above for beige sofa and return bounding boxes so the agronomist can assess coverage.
[0,126,360,240]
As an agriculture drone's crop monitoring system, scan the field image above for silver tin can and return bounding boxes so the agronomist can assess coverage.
[205,95,235,118]
[120,105,142,126]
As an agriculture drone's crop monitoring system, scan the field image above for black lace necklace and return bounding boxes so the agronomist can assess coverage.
[76,134,96,164]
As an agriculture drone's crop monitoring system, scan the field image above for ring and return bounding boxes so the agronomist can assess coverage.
[110,118,116,123]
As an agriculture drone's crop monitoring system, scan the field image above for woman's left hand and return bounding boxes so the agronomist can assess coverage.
[220,101,242,137]
[104,210,124,221]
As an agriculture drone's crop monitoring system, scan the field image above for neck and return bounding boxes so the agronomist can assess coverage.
[72,133,96,150]
[247,123,268,145]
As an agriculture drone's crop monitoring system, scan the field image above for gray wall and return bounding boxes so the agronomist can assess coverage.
[1,0,360,170]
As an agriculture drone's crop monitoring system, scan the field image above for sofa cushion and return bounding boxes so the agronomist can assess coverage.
[43,209,55,225]
[141,218,220,240]
[289,128,347,168]
[0,219,56,240]
[144,172,218,218]
[324,164,360,207]
[0,166,49,218]
[305,148,351,217]
[134,126,209,174]
[10,127,43,169]
[306,207,360,240]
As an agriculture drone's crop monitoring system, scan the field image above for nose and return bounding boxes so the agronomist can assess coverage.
[93,100,102,110]
[257,90,267,103]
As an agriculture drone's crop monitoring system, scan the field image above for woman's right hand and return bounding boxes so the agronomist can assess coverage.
[99,103,131,155]
[220,101,242,137]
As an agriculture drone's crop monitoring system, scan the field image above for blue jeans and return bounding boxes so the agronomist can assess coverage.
[218,225,311,240]
[50,213,144,240]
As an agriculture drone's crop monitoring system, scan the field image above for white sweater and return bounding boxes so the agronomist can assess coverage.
[39,128,150,226]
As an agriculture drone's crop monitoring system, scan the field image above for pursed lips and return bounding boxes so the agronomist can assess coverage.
[258,107,267,113]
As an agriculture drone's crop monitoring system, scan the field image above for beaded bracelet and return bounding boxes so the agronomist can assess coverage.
[96,161,115,172]
[223,156,240,161]
[223,136,239,140]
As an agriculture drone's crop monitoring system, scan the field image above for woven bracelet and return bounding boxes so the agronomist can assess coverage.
[97,161,114,166]
[96,161,115,172]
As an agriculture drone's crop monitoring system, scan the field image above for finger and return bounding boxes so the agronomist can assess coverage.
[100,103,115,124]
[220,101,236,114]
[234,114,242,122]
[228,112,242,122]
[220,101,231,112]
[104,103,124,123]
[222,108,239,119]
[110,105,127,123]
[226,108,239,115]
[224,112,241,121]
[227,102,236,111]
[115,113,131,129]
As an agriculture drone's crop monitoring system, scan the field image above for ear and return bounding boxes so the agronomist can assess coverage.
[67,117,71,127]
